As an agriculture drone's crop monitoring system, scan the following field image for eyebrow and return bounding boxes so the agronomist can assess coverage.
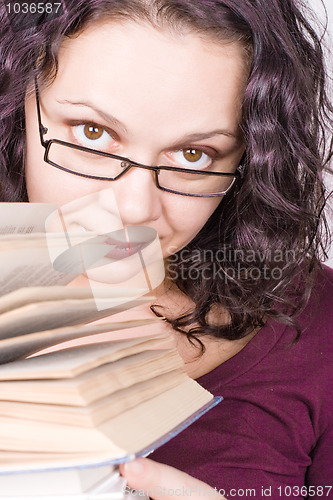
[175,130,238,144]
[57,99,238,141]
[56,99,127,132]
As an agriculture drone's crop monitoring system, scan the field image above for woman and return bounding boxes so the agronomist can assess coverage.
[1,0,333,497]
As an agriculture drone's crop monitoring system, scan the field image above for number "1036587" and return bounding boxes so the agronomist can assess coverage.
[6,2,62,15]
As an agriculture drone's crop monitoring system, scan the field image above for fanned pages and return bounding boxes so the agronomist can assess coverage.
[0,317,159,364]
[0,203,221,498]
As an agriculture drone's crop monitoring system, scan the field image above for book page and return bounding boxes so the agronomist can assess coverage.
[0,200,165,310]
[0,379,213,457]
[0,370,185,426]
[0,465,116,497]
[0,246,74,296]
[0,203,56,234]
[0,335,172,380]
[0,286,149,315]
[0,294,154,343]
[0,317,159,364]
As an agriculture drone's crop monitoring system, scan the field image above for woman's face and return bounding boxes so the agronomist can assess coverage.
[25,20,246,261]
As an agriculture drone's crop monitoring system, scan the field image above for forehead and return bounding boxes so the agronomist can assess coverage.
[44,21,247,141]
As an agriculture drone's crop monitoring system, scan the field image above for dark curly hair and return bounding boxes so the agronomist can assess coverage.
[0,0,332,345]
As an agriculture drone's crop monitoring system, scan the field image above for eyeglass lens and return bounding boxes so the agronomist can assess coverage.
[47,142,236,196]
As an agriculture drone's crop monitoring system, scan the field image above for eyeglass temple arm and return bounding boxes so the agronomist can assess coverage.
[34,77,48,146]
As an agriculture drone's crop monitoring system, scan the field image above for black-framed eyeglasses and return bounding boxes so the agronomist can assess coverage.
[35,78,242,197]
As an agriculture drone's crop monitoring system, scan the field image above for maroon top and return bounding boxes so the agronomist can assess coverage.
[151,265,333,499]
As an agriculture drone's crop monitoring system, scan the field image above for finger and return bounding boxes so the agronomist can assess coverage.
[119,458,226,499]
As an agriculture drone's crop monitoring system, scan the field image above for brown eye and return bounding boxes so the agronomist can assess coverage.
[165,148,211,170]
[83,124,104,140]
[183,149,203,163]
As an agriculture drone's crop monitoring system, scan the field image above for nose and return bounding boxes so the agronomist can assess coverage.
[98,166,163,226]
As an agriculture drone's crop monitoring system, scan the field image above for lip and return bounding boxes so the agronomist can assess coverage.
[101,227,157,260]
[52,225,159,274]
[102,227,157,260]
[103,241,147,260]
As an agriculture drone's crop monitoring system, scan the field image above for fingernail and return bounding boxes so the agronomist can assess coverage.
[124,459,145,476]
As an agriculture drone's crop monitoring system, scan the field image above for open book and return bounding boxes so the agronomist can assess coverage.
[0,203,221,498]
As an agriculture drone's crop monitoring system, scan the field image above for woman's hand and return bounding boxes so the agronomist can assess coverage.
[120,458,227,499]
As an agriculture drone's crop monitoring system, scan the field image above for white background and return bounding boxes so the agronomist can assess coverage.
[311,0,333,267]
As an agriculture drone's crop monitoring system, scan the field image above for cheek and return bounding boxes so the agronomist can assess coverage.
[26,160,94,205]
[24,124,97,205]
[24,95,88,204]
[167,197,221,245]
